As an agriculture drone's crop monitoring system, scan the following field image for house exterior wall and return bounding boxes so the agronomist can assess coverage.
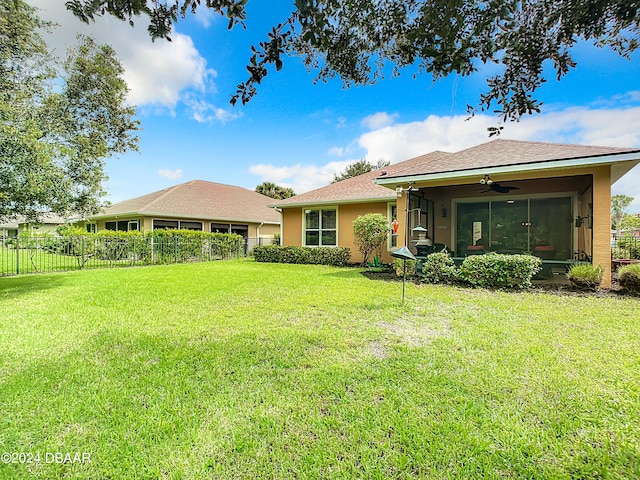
[339,202,391,264]
[281,208,303,246]
[280,202,396,264]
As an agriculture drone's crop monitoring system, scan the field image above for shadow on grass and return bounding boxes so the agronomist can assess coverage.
[0,273,69,300]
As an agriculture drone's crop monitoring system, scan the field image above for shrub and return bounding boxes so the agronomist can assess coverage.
[457,254,542,289]
[421,252,457,284]
[352,213,389,266]
[618,263,640,294]
[393,258,416,277]
[253,245,351,266]
[567,263,604,291]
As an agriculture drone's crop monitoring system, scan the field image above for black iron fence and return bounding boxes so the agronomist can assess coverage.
[611,234,640,260]
[0,234,270,277]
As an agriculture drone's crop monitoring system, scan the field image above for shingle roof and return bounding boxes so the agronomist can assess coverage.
[92,180,280,224]
[381,139,639,178]
[274,151,451,207]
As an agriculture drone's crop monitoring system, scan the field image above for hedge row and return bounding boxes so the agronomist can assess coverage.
[14,228,244,263]
[253,245,351,266]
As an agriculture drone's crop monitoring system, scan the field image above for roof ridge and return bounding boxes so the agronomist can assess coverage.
[142,181,193,211]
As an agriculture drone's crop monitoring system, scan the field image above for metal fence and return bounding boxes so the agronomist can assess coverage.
[611,234,640,260]
[0,235,269,277]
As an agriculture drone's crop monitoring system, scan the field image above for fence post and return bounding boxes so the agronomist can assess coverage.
[16,236,19,275]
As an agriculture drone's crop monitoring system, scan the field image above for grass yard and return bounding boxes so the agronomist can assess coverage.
[1,259,639,479]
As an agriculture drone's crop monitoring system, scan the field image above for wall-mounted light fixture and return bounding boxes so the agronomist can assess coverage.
[440,205,447,218]
[479,175,493,185]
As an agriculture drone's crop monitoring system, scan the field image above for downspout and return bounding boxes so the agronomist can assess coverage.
[274,208,283,245]
[257,222,264,246]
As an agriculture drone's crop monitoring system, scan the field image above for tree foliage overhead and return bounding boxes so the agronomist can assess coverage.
[1,0,139,223]
[67,0,639,123]
[255,181,295,199]
[332,158,390,183]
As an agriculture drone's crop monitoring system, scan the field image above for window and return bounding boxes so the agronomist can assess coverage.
[105,220,139,231]
[211,223,230,233]
[153,219,178,230]
[153,219,203,231]
[231,224,248,238]
[86,223,97,233]
[179,221,203,231]
[304,208,337,246]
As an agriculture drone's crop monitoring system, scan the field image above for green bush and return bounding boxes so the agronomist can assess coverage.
[253,245,351,266]
[95,230,148,262]
[567,263,604,291]
[352,213,389,266]
[618,263,640,294]
[457,254,542,289]
[421,252,457,284]
[393,258,416,277]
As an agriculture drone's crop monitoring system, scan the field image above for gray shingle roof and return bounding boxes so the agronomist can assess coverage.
[381,139,639,178]
[274,151,451,207]
[275,139,640,208]
[92,180,280,224]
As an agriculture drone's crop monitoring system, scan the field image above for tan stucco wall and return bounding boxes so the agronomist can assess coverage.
[280,203,396,264]
[340,202,391,264]
[281,208,303,246]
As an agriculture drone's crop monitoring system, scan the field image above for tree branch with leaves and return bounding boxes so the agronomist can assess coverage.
[66,0,639,125]
[1,1,139,223]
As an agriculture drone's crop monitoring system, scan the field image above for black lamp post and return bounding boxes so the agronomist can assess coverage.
[390,246,416,305]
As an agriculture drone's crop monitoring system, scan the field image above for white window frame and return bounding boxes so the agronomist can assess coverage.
[303,207,338,247]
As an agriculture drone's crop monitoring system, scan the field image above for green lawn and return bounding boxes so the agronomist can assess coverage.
[1,259,639,479]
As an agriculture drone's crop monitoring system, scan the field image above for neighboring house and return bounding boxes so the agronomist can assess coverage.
[85,180,281,247]
[275,139,640,288]
[17,213,69,234]
[0,219,19,238]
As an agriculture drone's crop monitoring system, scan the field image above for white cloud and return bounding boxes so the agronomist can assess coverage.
[29,0,216,110]
[250,103,640,210]
[356,106,640,165]
[361,112,398,130]
[158,169,184,180]
[187,97,243,123]
[248,161,355,194]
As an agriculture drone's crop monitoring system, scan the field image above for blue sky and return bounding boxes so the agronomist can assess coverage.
[33,0,640,212]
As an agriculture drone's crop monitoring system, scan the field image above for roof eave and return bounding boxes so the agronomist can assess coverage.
[272,195,397,209]
[375,152,640,186]
[89,211,279,224]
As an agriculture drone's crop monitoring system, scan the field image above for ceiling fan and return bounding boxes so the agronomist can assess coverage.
[478,175,520,194]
